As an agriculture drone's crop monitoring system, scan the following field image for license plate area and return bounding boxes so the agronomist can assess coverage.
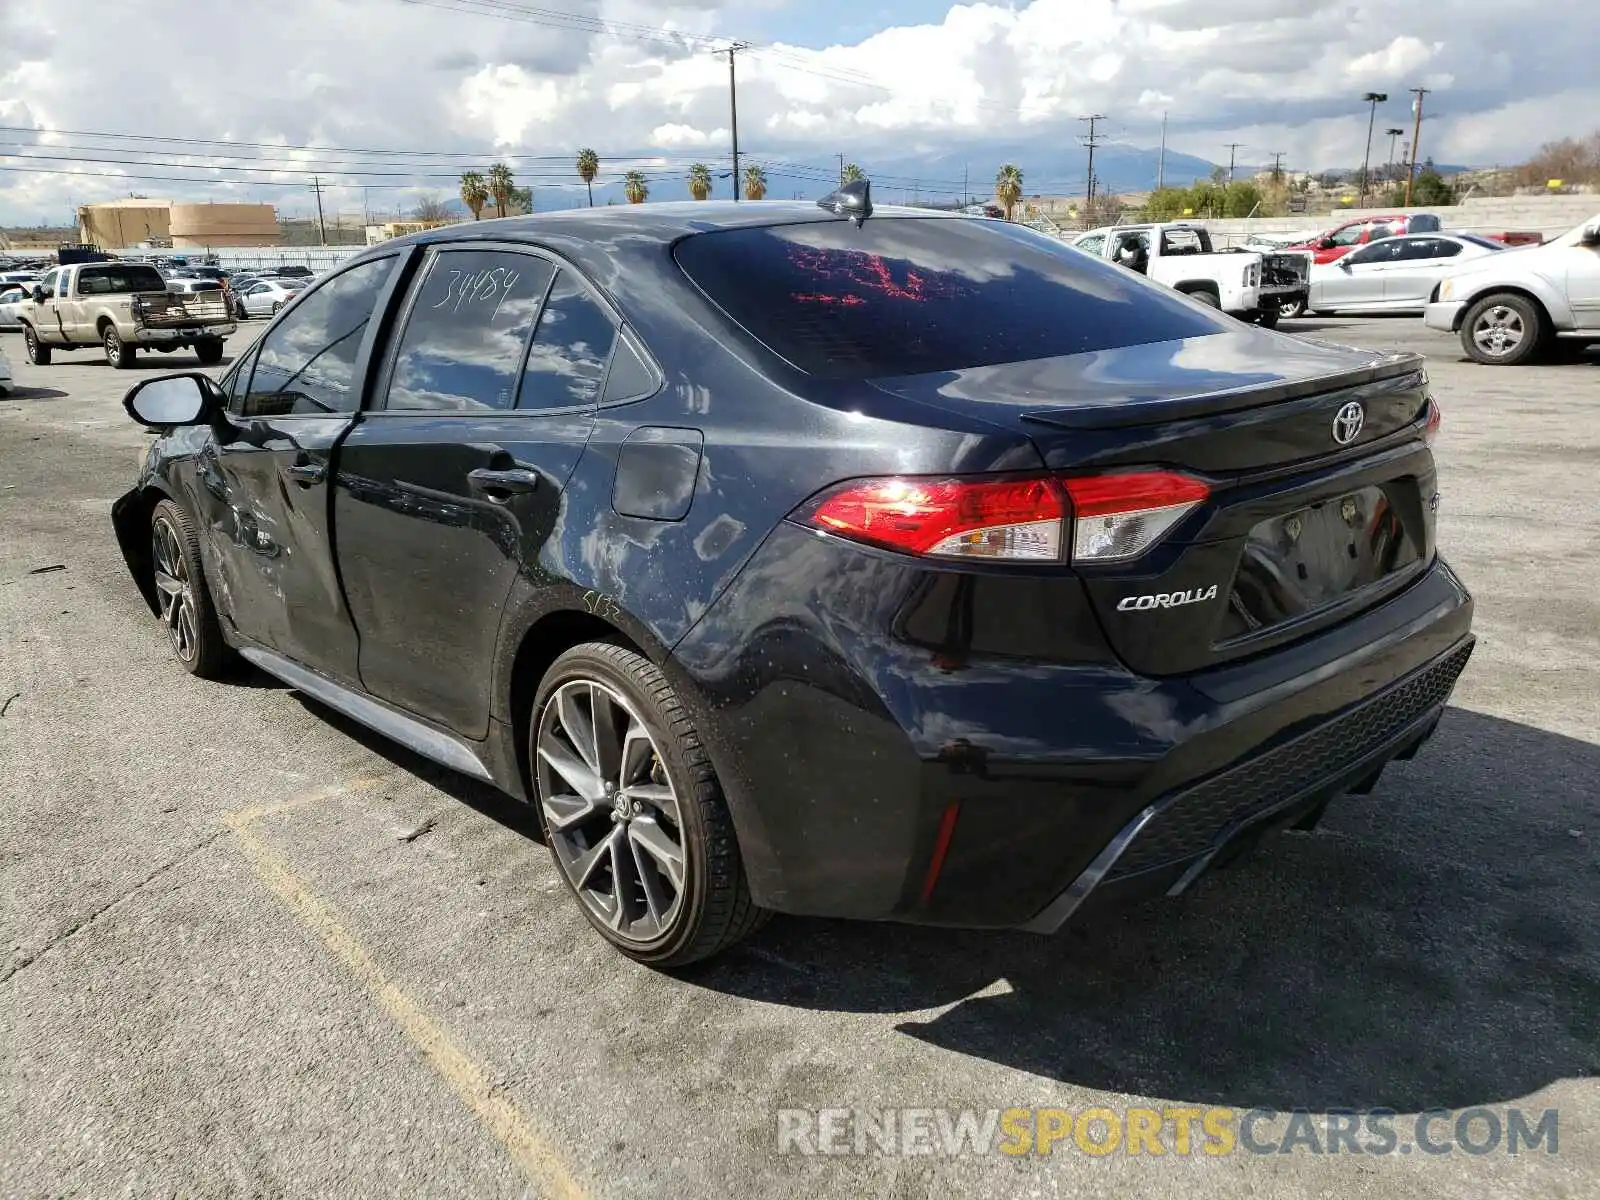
[1218,484,1421,640]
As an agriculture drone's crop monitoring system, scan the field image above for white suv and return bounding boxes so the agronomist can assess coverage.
[1424,213,1600,364]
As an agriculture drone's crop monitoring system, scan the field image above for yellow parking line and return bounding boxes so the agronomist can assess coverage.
[225,784,588,1200]
[227,775,392,828]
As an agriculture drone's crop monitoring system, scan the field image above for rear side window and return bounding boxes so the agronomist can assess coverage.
[518,271,617,411]
[384,249,555,412]
[77,265,167,294]
[672,218,1222,379]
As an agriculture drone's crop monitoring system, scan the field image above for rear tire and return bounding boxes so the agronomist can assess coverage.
[1278,295,1308,319]
[149,499,232,678]
[104,326,135,369]
[1188,289,1221,308]
[1255,305,1281,329]
[1460,293,1545,366]
[531,642,767,967]
[195,338,225,366]
[22,325,50,365]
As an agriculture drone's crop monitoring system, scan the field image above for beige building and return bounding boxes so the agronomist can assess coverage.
[78,198,172,248]
[78,198,280,249]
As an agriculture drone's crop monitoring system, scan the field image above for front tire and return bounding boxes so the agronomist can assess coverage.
[22,325,50,365]
[104,326,135,369]
[1461,293,1545,365]
[531,642,766,967]
[149,499,231,677]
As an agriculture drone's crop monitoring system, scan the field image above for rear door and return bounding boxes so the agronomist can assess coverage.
[194,253,404,684]
[1381,237,1461,307]
[332,244,615,737]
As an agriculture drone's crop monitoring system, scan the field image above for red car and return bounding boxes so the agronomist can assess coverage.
[1288,213,1442,264]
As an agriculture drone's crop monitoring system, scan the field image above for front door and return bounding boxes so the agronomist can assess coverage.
[1318,239,1405,308]
[333,246,618,737]
[1566,235,1600,328]
[1380,237,1460,308]
[35,268,69,342]
[195,253,404,685]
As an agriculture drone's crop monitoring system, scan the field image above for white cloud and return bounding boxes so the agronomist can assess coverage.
[0,0,1590,221]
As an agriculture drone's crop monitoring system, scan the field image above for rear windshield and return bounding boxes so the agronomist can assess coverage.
[76,264,168,294]
[673,217,1224,378]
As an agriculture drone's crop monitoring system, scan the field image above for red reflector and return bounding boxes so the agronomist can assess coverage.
[919,802,962,903]
[806,475,1066,559]
[1062,470,1211,517]
[1424,399,1442,443]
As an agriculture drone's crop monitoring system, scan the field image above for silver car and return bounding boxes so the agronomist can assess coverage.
[233,276,308,319]
[0,285,30,330]
[1308,233,1506,314]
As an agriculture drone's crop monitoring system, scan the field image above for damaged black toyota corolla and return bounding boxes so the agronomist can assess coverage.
[112,183,1473,966]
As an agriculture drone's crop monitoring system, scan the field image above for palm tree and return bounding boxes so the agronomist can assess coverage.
[576,148,599,207]
[487,162,514,218]
[458,171,488,221]
[687,163,713,201]
[743,164,767,201]
[624,170,649,204]
[841,162,864,184]
[994,163,1024,221]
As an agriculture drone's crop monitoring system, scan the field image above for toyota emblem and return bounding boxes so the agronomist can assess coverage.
[1331,401,1365,445]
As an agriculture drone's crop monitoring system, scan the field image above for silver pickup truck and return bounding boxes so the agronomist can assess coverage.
[18,261,235,369]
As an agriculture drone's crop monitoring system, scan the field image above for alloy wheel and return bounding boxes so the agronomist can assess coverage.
[536,678,686,943]
[151,516,198,662]
[1472,305,1525,359]
[104,329,122,365]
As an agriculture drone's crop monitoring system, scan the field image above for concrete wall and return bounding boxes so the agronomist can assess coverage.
[79,205,171,249]
[1198,195,1599,246]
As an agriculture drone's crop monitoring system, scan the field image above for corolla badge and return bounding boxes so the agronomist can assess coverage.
[1332,400,1365,445]
[1117,585,1219,612]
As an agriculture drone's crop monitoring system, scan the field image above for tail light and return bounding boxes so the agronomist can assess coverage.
[1423,398,1442,444]
[800,469,1210,565]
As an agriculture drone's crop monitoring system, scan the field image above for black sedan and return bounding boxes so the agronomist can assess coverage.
[112,187,1474,965]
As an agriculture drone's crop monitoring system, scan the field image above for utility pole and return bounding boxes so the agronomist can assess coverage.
[962,163,969,208]
[723,43,749,201]
[1156,111,1167,190]
[1224,143,1244,184]
[1404,87,1430,206]
[311,176,327,246]
[1079,114,1106,213]
[837,153,845,186]
[1269,151,1286,183]
[1359,92,1387,205]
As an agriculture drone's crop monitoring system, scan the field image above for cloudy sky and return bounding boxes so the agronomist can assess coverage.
[1,0,1592,223]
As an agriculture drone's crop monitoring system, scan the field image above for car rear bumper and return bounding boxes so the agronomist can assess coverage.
[134,323,235,343]
[1424,299,1465,332]
[673,524,1474,929]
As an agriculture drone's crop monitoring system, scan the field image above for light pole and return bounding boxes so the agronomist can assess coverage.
[1359,91,1387,206]
[1385,128,1405,184]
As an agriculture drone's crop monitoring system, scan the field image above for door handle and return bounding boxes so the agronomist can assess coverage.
[282,461,326,486]
[467,467,540,500]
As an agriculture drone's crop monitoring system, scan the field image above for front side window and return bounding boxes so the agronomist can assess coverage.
[518,270,617,411]
[38,269,59,297]
[1347,241,1405,266]
[240,256,396,418]
[1329,224,1365,246]
[384,249,554,412]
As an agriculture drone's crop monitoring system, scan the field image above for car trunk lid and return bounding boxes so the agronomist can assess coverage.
[866,327,1437,675]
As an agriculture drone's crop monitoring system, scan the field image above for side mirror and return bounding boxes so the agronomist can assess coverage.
[1318,238,1337,250]
[1582,221,1600,247]
[1338,258,1353,272]
[31,286,45,304]
[122,373,223,429]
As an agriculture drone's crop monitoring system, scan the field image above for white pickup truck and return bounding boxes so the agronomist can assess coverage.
[1072,223,1311,327]
[1423,212,1600,365]
[18,261,235,369]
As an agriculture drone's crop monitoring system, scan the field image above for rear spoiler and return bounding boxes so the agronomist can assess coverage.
[1020,351,1427,432]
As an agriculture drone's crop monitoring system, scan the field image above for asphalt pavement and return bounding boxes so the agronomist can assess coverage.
[1,318,1596,1199]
